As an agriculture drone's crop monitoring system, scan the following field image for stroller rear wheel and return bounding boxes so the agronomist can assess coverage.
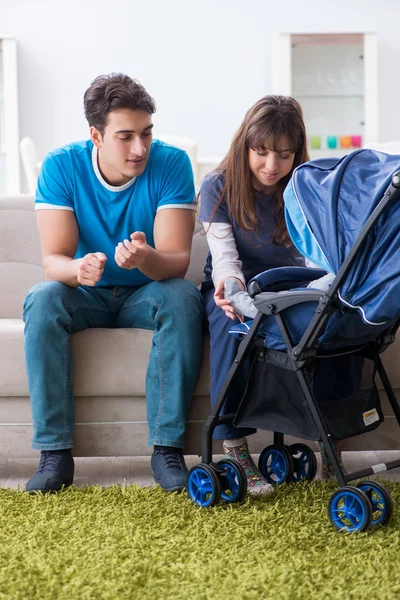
[217,459,247,503]
[186,464,221,508]
[328,486,372,532]
[258,444,294,485]
[289,443,317,482]
[356,480,393,526]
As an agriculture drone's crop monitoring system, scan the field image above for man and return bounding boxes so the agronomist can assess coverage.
[23,73,204,493]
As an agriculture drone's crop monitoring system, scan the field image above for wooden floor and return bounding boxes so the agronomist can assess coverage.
[1,451,399,490]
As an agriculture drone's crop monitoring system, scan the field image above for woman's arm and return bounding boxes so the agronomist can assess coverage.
[203,221,248,320]
[200,174,248,319]
[202,221,245,287]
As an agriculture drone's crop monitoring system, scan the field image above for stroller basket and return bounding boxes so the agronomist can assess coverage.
[234,351,383,442]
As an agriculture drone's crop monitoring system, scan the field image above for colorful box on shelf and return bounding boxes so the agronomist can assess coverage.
[308,135,363,150]
[310,136,321,149]
[327,136,337,149]
[340,136,352,149]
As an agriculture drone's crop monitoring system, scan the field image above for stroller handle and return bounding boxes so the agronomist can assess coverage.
[392,171,400,189]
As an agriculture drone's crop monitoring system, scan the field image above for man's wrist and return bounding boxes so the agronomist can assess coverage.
[137,244,152,270]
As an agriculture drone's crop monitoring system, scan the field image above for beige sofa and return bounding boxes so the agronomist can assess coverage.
[1,195,399,459]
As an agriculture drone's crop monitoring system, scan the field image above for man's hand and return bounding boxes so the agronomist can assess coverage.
[76,252,107,286]
[214,279,245,322]
[115,231,150,270]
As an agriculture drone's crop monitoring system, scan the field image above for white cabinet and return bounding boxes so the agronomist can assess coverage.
[270,33,378,159]
[0,37,20,194]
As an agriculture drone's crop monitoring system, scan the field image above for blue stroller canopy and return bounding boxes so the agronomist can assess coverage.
[285,149,400,325]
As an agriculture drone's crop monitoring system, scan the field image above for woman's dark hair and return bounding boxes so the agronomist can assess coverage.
[208,95,309,246]
[83,73,156,135]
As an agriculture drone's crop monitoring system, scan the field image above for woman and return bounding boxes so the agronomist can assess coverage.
[199,95,343,491]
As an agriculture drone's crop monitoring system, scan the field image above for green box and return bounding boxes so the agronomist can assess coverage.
[310,136,321,149]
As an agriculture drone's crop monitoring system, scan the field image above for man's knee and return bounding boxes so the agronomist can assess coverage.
[23,281,67,321]
[151,278,203,310]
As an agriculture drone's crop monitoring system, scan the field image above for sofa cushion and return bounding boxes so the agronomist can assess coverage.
[0,208,42,266]
[185,224,208,287]
[0,320,27,395]
[0,199,45,318]
[0,264,45,318]
[0,319,210,397]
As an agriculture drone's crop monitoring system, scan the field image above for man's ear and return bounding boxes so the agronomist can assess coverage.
[90,126,103,148]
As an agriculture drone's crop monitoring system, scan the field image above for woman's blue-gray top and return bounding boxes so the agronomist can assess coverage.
[199,172,304,286]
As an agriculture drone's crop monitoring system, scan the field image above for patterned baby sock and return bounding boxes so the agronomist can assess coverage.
[223,438,274,494]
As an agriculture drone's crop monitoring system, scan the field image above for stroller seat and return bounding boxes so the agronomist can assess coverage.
[230,262,397,352]
[228,266,323,351]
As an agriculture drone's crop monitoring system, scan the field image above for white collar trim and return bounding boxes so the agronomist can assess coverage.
[91,145,136,192]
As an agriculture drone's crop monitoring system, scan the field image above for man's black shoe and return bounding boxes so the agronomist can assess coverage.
[26,449,74,494]
[151,446,188,492]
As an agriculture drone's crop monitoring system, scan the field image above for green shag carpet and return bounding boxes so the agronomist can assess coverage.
[1,480,400,600]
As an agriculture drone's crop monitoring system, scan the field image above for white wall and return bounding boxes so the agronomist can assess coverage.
[1,0,400,189]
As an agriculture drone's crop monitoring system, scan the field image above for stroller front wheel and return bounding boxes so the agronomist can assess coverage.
[258,444,294,485]
[217,459,247,503]
[289,443,317,482]
[186,464,221,508]
[356,480,393,526]
[328,486,372,533]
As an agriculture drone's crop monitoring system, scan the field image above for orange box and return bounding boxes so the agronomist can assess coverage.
[340,136,352,149]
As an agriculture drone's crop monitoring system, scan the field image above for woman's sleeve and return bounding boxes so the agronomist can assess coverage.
[199,174,245,287]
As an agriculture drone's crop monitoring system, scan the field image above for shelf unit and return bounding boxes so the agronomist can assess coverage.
[270,32,378,160]
[0,37,19,194]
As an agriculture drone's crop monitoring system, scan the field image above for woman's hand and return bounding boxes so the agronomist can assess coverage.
[214,279,245,322]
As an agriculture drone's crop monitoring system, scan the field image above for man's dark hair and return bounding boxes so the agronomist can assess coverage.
[84,73,156,135]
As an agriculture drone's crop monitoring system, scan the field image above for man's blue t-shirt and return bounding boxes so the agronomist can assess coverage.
[36,139,196,287]
[199,173,304,284]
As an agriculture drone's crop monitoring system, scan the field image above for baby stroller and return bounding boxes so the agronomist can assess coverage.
[186,149,400,533]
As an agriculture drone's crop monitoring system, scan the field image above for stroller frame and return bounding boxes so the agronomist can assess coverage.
[201,169,400,491]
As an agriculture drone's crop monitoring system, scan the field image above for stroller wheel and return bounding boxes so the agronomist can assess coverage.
[328,486,372,533]
[186,463,221,508]
[258,444,294,485]
[289,443,317,482]
[356,480,393,526]
[217,459,247,503]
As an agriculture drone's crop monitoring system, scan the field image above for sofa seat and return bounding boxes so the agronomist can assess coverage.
[0,317,213,457]
[0,320,210,398]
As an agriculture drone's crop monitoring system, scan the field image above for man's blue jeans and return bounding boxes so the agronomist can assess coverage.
[23,278,204,451]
